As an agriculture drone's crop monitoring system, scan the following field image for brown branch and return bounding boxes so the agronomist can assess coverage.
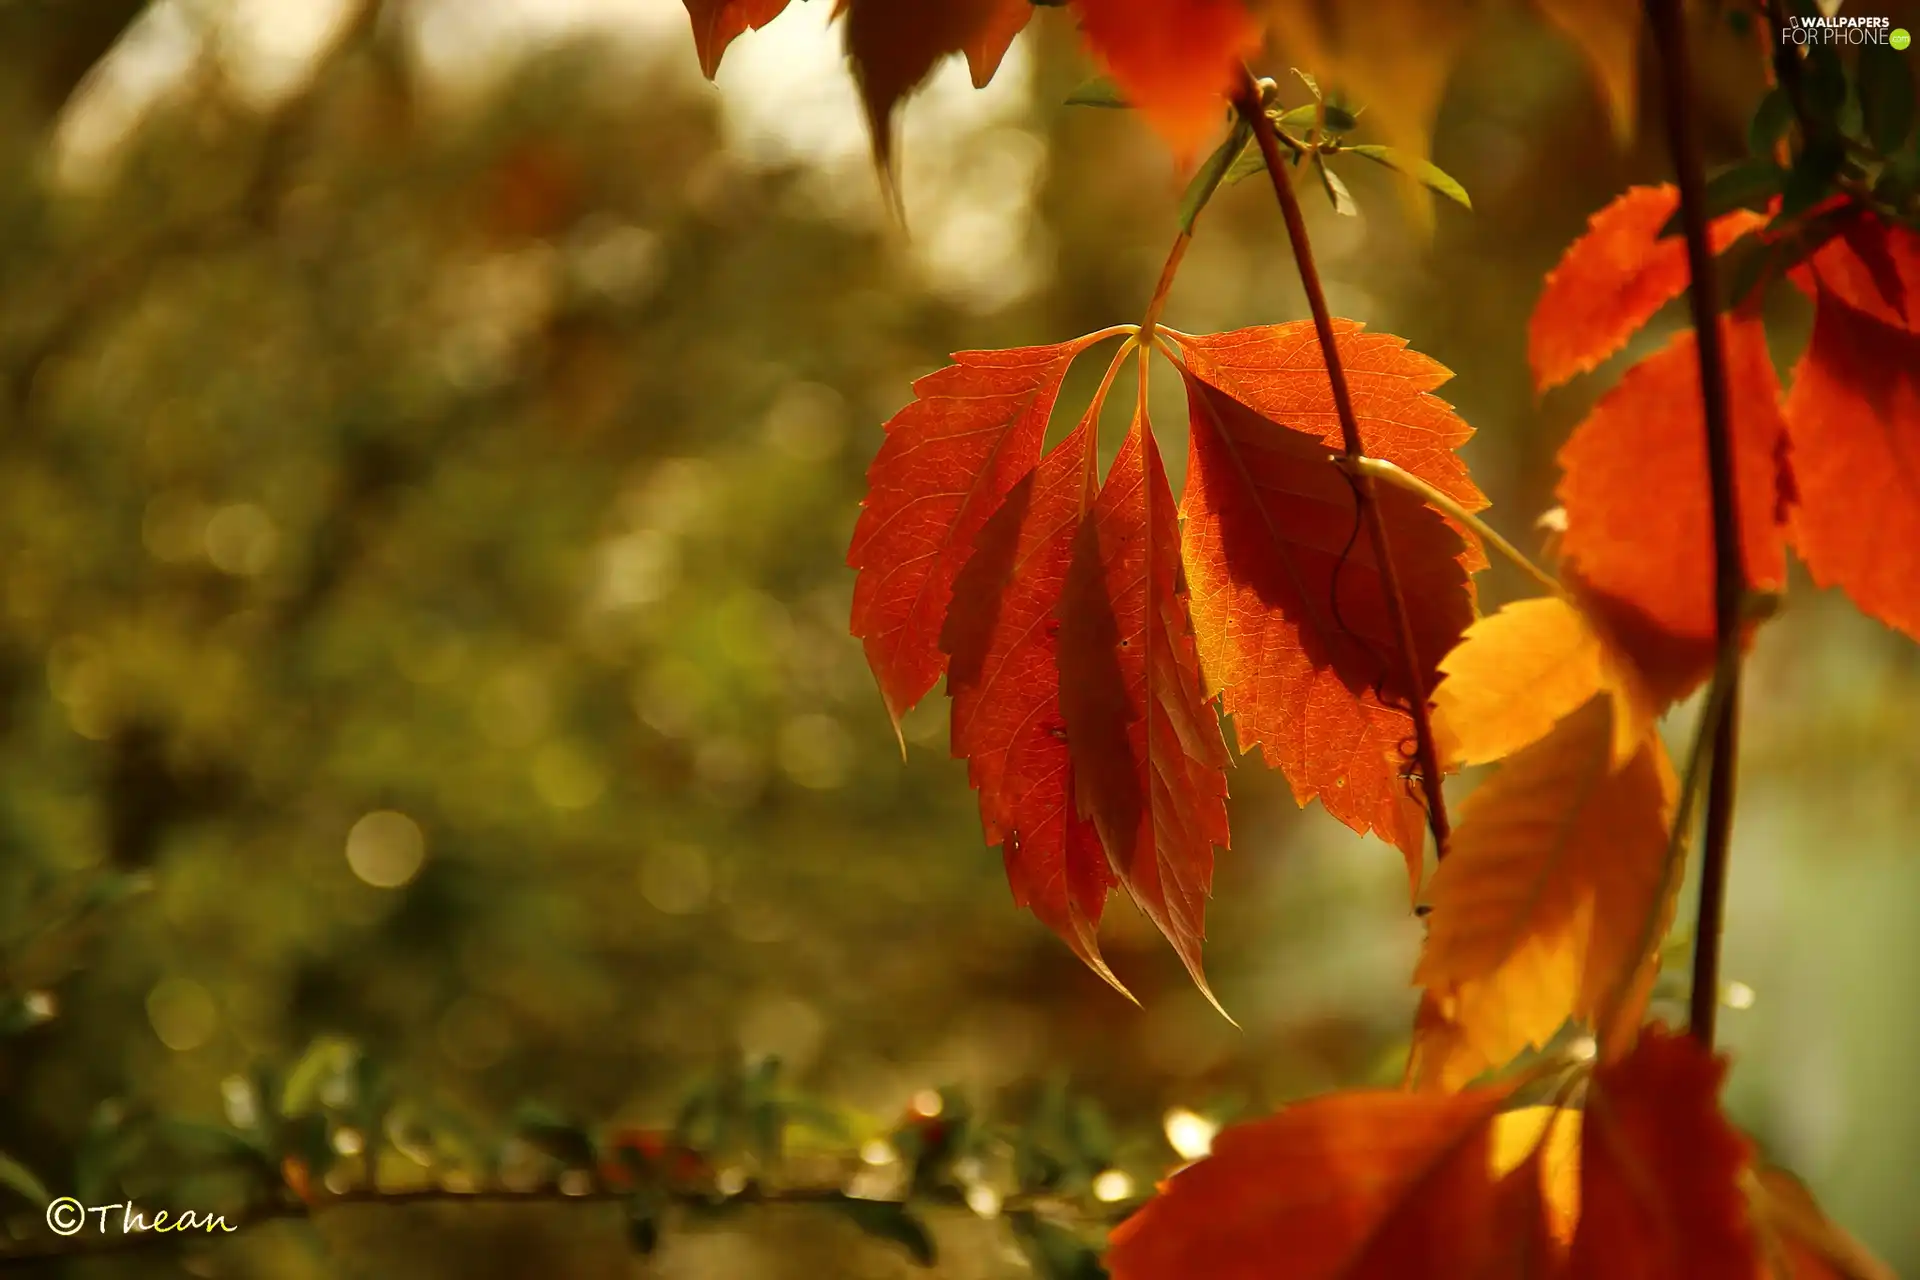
[1229,67,1452,861]
[1646,0,1747,1050]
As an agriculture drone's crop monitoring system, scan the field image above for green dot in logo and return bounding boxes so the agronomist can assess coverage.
[1894,28,1912,51]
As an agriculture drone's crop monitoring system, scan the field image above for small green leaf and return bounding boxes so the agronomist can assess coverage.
[1178,118,1255,233]
[1009,1210,1108,1280]
[1065,76,1129,109]
[1777,133,1846,219]
[1292,68,1321,102]
[281,1036,357,1118]
[1859,41,1916,154]
[1749,86,1796,155]
[1343,144,1471,209]
[1656,157,1783,238]
[0,1151,50,1207]
[822,1195,937,1266]
[1224,138,1270,186]
[514,1104,597,1169]
[1315,154,1358,216]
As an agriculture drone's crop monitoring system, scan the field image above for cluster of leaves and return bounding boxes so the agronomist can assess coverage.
[695,0,1916,1274]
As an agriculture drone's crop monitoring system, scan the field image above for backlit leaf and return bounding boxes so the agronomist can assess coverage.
[1569,1026,1757,1280]
[1173,323,1482,870]
[1412,697,1678,1091]
[1530,185,1767,392]
[842,0,1034,180]
[1430,595,1655,771]
[944,402,1123,993]
[1555,317,1789,703]
[682,0,792,79]
[1783,282,1920,641]
[1067,0,1261,157]
[1343,144,1471,209]
[849,333,1109,736]
[1105,1083,1538,1279]
[1747,1165,1897,1280]
[1058,393,1231,1004]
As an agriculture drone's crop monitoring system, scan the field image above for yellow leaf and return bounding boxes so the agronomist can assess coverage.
[1491,1105,1581,1248]
[1431,596,1656,771]
[1411,696,1677,1090]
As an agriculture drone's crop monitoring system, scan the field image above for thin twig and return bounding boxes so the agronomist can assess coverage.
[1230,67,1452,859]
[1335,456,1566,599]
[1646,0,1748,1050]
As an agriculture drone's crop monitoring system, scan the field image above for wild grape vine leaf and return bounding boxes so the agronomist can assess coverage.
[1529,184,1767,392]
[1411,696,1677,1092]
[1058,395,1232,1004]
[682,0,791,79]
[1430,595,1655,771]
[1568,1026,1757,1280]
[1783,279,1920,641]
[843,0,1033,175]
[848,333,1109,736]
[1748,1165,1898,1280]
[943,399,1123,994]
[1108,1027,1765,1279]
[1069,0,1262,156]
[1173,322,1481,868]
[1793,210,1920,334]
[1104,1081,1533,1279]
[1555,316,1790,703]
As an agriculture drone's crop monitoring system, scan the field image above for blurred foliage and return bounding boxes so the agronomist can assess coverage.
[0,0,1915,1275]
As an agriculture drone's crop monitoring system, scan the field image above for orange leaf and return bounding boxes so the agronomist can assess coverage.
[1431,596,1656,771]
[1784,284,1920,641]
[1556,317,1788,704]
[1529,185,1767,393]
[1412,697,1678,1091]
[1747,1165,1896,1280]
[681,0,792,79]
[848,333,1107,736]
[1174,323,1481,869]
[964,0,1032,87]
[842,0,1034,179]
[1058,394,1231,1004]
[943,404,1124,993]
[1795,211,1920,334]
[1105,1083,1542,1279]
[1570,1026,1757,1280]
[1068,0,1260,157]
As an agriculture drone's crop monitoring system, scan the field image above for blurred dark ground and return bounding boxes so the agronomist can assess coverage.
[0,0,1915,1275]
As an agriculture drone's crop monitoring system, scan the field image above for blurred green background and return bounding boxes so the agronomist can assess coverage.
[0,0,1915,1275]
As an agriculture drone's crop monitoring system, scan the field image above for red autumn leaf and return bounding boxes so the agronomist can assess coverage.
[1556,316,1789,702]
[963,0,1032,87]
[1068,0,1261,156]
[848,332,1110,736]
[1104,1083,1536,1279]
[1784,284,1920,641]
[1173,323,1481,868]
[1529,185,1768,393]
[841,0,1034,177]
[1569,1025,1757,1280]
[1058,394,1231,1003]
[1748,1165,1897,1280]
[942,397,1123,993]
[1795,210,1920,334]
[681,0,792,79]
